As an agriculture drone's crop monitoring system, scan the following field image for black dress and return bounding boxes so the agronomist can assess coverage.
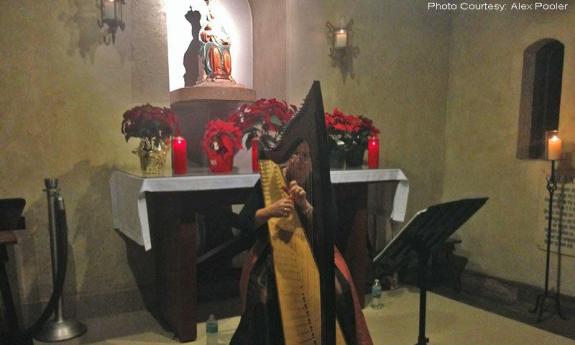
[230,180,372,345]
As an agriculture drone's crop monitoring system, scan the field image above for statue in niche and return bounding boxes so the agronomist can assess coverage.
[198,0,233,82]
[184,8,202,86]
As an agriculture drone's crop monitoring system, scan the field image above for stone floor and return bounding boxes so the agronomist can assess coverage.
[33,287,575,345]
[432,284,575,341]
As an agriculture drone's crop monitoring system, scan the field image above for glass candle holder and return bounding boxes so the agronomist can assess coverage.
[172,136,188,174]
[368,136,380,169]
[546,130,562,161]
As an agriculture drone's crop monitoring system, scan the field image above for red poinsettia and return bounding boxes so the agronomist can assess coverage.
[325,108,379,151]
[201,119,243,163]
[121,104,178,141]
[227,98,297,148]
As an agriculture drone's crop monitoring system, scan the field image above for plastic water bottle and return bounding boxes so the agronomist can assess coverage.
[371,278,383,309]
[206,314,219,345]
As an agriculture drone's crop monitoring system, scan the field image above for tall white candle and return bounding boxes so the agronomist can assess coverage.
[103,0,115,20]
[335,29,347,49]
[547,134,562,160]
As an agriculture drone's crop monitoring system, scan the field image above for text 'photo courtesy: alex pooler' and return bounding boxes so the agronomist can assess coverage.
[426,2,569,12]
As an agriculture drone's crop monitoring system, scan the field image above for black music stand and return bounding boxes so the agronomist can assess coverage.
[373,197,488,345]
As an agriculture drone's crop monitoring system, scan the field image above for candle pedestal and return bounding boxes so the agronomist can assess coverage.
[530,159,568,322]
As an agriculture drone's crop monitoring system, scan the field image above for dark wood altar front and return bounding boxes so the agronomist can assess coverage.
[110,169,408,342]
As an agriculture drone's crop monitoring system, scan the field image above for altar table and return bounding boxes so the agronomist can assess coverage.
[109,168,408,342]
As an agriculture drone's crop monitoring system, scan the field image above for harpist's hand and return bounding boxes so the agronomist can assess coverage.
[266,197,295,218]
[286,180,307,209]
[254,198,294,227]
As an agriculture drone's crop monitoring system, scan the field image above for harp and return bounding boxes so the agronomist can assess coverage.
[259,81,345,344]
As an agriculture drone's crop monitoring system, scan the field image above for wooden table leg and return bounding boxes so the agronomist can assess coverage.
[146,189,251,342]
[159,222,198,342]
[344,209,368,307]
[335,184,369,307]
[148,194,198,342]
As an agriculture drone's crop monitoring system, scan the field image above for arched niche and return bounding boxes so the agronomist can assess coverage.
[166,0,289,100]
[166,0,253,91]
[517,39,564,160]
[164,0,288,166]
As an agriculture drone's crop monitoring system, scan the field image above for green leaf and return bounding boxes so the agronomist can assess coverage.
[270,116,282,126]
[245,132,257,149]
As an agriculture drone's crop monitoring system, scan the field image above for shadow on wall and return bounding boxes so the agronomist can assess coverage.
[69,161,154,319]
[557,147,575,176]
[15,161,153,327]
[59,0,129,63]
[16,163,97,324]
[184,8,202,87]
[119,232,158,320]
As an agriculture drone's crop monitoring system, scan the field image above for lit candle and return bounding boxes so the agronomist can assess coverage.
[368,136,380,169]
[103,0,116,20]
[547,133,562,161]
[334,29,347,49]
[172,136,188,174]
[251,138,259,172]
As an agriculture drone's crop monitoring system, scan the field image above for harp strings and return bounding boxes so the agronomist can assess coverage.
[261,83,346,344]
[290,142,314,295]
[287,142,313,244]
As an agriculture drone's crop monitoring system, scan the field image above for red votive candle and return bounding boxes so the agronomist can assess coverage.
[172,136,188,174]
[368,136,380,169]
[251,138,259,172]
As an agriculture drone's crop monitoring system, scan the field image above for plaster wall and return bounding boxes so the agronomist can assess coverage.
[286,0,451,215]
[443,2,575,296]
[0,0,167,311]
[250,0,287,99]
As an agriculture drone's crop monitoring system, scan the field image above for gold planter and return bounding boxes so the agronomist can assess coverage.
[135,138,169,175]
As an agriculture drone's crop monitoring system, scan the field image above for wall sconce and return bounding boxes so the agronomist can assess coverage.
[326,19,359,79]
[98,0,126,44]
[326,20,353,53]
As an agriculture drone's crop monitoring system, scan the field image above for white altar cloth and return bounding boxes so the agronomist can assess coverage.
[110,168,409,250]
